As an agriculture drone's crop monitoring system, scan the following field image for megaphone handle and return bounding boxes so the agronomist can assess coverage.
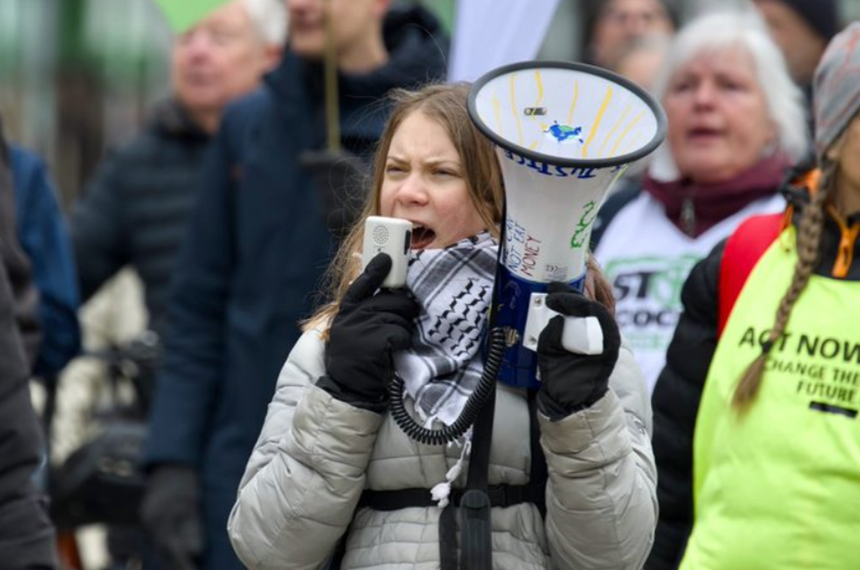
[560,315,604,355]
[522,293,604,355]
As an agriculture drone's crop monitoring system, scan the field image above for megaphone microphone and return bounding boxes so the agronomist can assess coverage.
[467,61,667,390]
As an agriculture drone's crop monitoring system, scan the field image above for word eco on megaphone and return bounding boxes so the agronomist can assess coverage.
[468,61,667,389]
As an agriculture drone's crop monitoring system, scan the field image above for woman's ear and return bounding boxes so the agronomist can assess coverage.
[826,133,846,162]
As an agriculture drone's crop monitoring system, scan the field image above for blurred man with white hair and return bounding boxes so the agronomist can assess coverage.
[67,2,285,569]
[72,0,285,334]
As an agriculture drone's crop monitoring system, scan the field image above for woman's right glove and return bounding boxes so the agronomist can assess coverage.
[536,282,621,420]
[316,253,419,411]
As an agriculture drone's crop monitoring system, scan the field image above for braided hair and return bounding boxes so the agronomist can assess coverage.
[732,159,837,409]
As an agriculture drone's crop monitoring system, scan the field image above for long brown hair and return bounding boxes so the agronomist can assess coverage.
[305,83,615,332]
[732,158,837,410]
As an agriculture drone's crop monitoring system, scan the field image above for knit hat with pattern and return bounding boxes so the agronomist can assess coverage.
[812,22,860,159]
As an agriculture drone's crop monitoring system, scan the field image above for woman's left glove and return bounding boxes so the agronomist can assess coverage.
[317,253,419,411]
[537,282,621,419]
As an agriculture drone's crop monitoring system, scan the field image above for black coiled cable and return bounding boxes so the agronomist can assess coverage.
[387,326,507,446]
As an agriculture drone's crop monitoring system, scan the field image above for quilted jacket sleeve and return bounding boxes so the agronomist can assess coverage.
[644,242,723,570]
[540,338,658,570]
[228,329,384,570]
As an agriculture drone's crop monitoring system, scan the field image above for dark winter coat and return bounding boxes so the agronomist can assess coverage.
[0,134,40,366]
[71,99,210,333]
[0,123,57,570]
[143,7,448,570]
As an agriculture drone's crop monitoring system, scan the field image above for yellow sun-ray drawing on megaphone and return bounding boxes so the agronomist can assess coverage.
[567,80,579,126]
[581,86,613,158]
[599,104,632,157]
[509,74,524,146]
[527,70,546,150]
[611,110,647,157]
[492,95,503,139]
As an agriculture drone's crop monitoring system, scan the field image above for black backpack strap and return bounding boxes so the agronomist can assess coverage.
[527,389,548,518]
[457,385,495,570]
[439,503,458,570]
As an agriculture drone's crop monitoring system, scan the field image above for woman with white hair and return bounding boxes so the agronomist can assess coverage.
[592,9,809,393]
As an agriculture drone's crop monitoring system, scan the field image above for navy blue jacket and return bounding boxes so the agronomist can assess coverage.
[71,100,210,334]
[144,7,447,570]
[10,146,80,377]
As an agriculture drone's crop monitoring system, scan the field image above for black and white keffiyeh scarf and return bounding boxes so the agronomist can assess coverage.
[394,232,498,428]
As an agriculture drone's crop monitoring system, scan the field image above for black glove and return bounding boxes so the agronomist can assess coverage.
[140,465,204,570]
[537,282,621,419]
[317,253,419,411]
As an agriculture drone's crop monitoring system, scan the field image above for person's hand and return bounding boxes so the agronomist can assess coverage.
[140,465,204,570]
[537,282,621,419]
[316,253,419,410]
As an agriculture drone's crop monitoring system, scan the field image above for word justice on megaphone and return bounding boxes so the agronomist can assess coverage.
[468,61,667,390]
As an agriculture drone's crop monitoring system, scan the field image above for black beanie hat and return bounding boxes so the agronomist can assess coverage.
[769,0,841,41]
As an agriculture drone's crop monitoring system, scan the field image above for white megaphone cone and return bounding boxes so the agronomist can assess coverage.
[468,61,667,389]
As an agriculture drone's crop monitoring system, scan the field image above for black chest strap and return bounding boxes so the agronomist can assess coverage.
[359,482,544,511]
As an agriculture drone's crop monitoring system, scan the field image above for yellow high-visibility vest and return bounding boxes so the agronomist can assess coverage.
[681,226,860,570]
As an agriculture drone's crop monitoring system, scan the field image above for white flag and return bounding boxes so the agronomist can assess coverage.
[448,0,561,83]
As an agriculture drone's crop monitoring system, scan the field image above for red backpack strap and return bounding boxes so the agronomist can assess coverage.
[717,213,785,337]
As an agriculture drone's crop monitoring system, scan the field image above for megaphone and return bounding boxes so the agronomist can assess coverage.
[388,62,667,447]
[467,61,667,390]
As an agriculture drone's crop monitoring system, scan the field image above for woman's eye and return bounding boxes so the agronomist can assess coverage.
[719,80,744,92]
[385,165,405,174]
[670,81,693,94]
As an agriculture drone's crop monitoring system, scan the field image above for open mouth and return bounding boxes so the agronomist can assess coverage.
[687,127,721,142]
[410,225,436,249]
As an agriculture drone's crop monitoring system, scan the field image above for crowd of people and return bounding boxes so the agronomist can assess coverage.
[0,0,857,569]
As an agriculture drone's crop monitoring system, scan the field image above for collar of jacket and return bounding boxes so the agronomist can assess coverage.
[642,152,790,238]
[783,167,860,280]
[149,99,210,141]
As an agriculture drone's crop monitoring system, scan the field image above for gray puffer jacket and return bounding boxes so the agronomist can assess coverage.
[229,329,657,570]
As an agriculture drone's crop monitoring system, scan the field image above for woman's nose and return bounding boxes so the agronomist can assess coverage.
[692,82,716,107]
[394,173,429,205]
